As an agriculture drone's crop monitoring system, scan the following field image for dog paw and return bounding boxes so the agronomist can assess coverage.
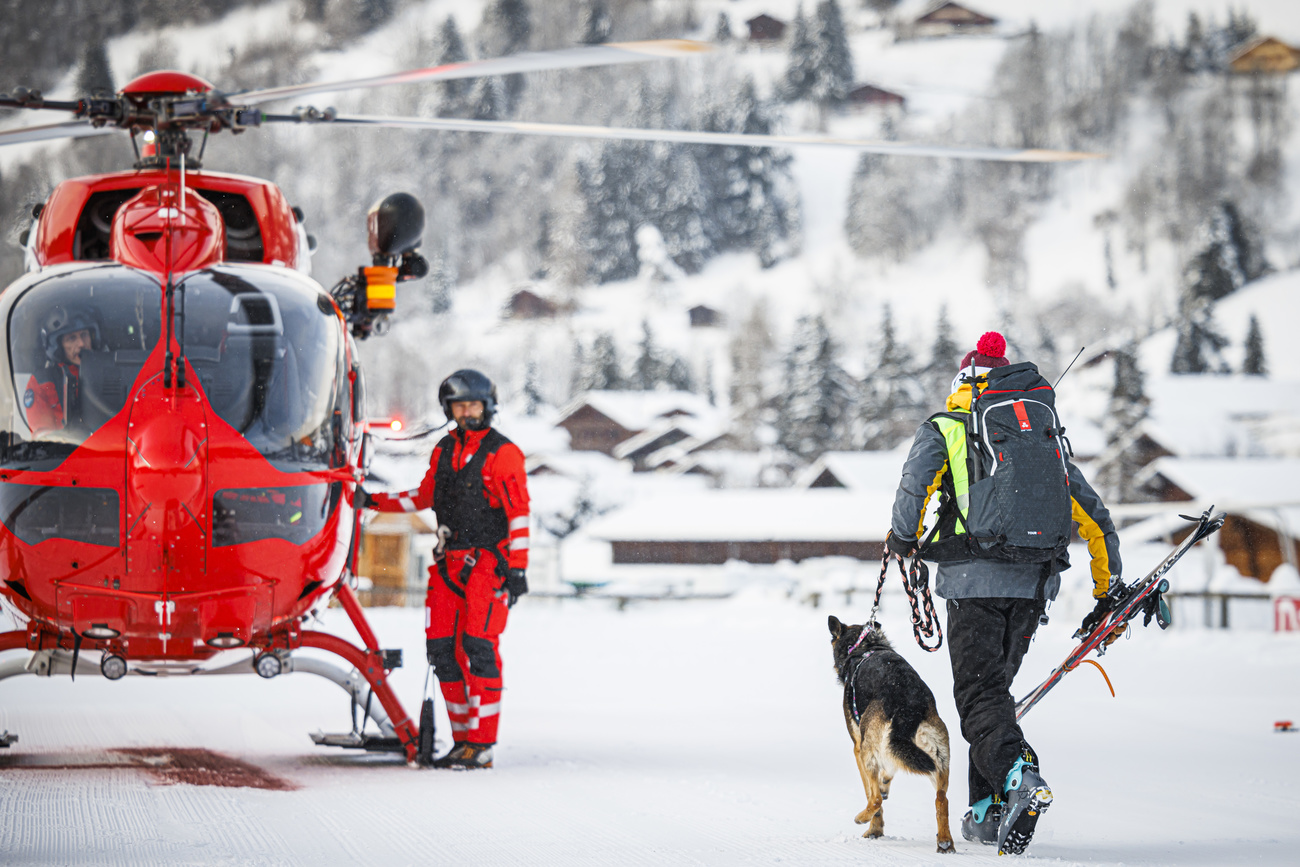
[853,808,875,824]
[863,827,884,839]
[936,839,955,854]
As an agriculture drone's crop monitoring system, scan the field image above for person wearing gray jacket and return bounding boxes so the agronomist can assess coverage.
[887,331,1122,854]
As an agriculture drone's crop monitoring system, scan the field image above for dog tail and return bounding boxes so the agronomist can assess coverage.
[890,724,937,775]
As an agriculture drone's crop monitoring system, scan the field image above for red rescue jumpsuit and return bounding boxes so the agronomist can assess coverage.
[371,426,529,745]
[23,363,79,434]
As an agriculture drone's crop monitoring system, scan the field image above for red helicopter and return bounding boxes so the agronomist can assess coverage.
[0,39,1096,766]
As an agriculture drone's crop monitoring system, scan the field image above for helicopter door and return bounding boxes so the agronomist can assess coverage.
[123,370,210,630]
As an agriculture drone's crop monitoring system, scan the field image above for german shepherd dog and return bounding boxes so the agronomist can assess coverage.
[828,615,954,853]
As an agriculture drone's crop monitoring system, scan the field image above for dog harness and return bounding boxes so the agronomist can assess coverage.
[845,649,876,723]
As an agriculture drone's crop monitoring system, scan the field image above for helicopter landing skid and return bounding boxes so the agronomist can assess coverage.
[296,582,421,765]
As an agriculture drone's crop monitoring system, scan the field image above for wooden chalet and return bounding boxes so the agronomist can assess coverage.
[1134,457,1300,581]
[613,422,695,472]
[1229,37,1300,74]
[902,2,998,39]
[356,512,435,606]
[688,304,723,328]
[555,403,637,454]
[846,84,907,109]
[746,14,786,43]
[588,490,892,565]
[505,288,558,320]
[555,391,717,455]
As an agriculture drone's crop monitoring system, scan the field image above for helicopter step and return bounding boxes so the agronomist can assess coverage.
[309,732,405,753]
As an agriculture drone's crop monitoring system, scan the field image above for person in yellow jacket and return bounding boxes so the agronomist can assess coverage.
[887,331,1122,854]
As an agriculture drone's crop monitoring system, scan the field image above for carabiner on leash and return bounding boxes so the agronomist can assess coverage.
[874,549,944,653]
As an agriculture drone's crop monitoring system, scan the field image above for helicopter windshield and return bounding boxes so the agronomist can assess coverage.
[5,267,162,468]
[179,265,346,472]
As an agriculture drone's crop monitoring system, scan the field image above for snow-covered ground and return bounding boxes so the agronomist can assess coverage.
[2,590,1298,866]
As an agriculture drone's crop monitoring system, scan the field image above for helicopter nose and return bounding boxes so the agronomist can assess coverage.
[125,376,209,592]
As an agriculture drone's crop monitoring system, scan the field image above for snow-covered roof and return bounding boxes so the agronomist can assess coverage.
[585,490,894,542]
[1138,375,1300,458]
[558,390,722,434]
[526,450,631,480]
[795,447,911,492]
[1137,456,1300,506]
[611,415,724,461]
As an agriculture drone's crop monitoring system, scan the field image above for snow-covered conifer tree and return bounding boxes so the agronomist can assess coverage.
[782,5,815,102]
[426,248,454,315]
[1096,342,1152,502]
[845,155,944,260]
[713,12,733,44]
[697,78,800,266]
[856,306,926,450]
[776,315,853,460]
[469,75,506,121]
[577,144,642,284]
[922,305,961,407]
[1242,315,1267,376]
[76,39,115,96]
[523,360,544,415]
[580,1,613,44]
[435,16,472,118]
[656,149,712,274]
[634,321,666,390]
[589,333,626,390]
[806,0,854,111]
[480,0,531,111]
[730,302,774,451]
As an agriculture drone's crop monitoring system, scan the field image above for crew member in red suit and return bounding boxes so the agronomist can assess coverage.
[24,306,98,434]
[361,369,529,770]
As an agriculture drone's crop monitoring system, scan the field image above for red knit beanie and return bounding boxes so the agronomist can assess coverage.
[959,331,1010,371]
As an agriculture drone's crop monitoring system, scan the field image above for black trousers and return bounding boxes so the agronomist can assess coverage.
[946,597,1045,805]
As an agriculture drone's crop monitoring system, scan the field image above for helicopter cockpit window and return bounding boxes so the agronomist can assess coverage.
[180,265,345,473]
[4,267,162,469]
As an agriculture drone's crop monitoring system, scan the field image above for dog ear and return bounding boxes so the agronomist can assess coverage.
[828,615,844,637]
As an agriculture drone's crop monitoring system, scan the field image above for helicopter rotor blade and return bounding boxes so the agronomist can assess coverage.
[264,112,1105,163]
[229,39,711,106]
[0,119,120,147]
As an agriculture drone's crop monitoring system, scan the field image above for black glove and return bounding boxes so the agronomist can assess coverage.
[885,531,917,560]
[356,488,374,509]
[1076,578,1126,639]
[504,568,528,608]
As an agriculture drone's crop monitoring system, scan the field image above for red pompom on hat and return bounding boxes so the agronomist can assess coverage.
[959,330,1010,372]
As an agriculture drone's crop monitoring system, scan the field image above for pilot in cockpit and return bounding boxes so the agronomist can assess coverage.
[24,306,99,434]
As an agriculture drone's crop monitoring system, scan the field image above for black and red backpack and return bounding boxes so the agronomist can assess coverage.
[920,362,1074,564]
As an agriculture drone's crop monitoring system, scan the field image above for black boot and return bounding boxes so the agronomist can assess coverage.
[432,741,494,770]
[998,748,1052,855]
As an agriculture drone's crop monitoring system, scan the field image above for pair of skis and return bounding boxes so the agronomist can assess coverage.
[1014,506,1225,721]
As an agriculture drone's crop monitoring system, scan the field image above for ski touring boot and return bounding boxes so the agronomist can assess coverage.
[960,793,1004,845]
[998,749,1052,855]
[432,741,494,770]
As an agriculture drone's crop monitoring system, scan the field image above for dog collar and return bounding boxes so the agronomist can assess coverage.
[846,624,876,657]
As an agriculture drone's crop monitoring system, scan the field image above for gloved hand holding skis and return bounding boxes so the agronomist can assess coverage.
[1075,578,1128,643]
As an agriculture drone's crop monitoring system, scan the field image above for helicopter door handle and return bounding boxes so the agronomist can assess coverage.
[154,600,175,625]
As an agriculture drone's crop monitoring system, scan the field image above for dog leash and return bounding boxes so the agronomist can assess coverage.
[867,551,944,653]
